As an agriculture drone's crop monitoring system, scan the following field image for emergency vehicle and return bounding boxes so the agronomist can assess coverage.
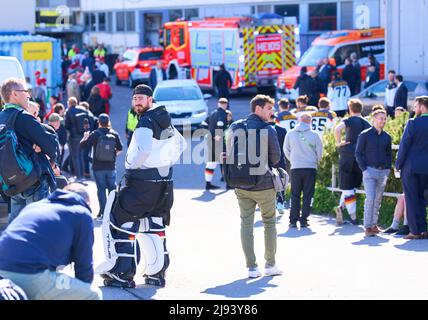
[114,47,163,87]
[162,15,300,91]
[276,28,385,101]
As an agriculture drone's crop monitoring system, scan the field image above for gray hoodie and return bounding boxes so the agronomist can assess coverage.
[284,122,323,170]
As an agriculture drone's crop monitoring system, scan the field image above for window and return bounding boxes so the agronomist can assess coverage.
[169,9,182,22]
[90,13,96,32]
[185,8,199,20]
[309,3,337,31]
[126,11,136,31]
[98,12,106,32]
[154,86,202,102]
[298,45,334,67]
[334,44,359,66]
[403,81,419,92]
[116,12,125,32]
[123,50,138,62]
[257,5,271,13]
[367,80,387,97]
[179,28,185,46]
[359,41,385,58]
[107,12,113,32]
[84,13,90,31]
[37,0,49,6]
[165,28,171,47]
[139,51,163,61]
[274,4,299,23]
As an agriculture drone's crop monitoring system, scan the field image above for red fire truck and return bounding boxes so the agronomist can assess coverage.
[162,15,300,91]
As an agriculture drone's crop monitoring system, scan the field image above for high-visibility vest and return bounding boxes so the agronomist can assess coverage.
[127,110,139,132]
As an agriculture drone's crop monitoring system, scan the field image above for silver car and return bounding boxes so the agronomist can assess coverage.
[153,79,210,130]
[352,77,428,115]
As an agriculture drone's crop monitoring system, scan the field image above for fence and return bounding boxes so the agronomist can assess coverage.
[327,144,401,198]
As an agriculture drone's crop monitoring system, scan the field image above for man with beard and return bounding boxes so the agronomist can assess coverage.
[99,85,186,287]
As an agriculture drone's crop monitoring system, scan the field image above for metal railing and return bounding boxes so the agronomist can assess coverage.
[327,145,401,198]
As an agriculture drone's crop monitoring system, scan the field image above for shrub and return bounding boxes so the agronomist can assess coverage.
[314,113,409,226]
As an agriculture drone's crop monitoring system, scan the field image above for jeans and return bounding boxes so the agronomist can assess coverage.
[68,137,84,179]
[362,167,389,229]
[235,188,277,269]
[83,147,91,176]
[93,170,116,216]
[290,168,317,224]
[0,269,102,300]
[9,178,50,224]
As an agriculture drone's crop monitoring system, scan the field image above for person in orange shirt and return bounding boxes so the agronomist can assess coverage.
[96,77,113,114]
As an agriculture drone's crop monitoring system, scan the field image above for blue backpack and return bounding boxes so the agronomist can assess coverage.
[0,110,41,197]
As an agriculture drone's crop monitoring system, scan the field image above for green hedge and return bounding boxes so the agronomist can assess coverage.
[313,112,410,227]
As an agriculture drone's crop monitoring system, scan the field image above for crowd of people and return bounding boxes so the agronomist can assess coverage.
[0,46,426,298]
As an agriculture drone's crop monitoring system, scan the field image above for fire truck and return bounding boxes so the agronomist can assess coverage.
[162,15,300,91]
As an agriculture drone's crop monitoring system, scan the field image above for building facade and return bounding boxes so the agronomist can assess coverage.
[81,0,382,54]
[0,1,36,35]
[35,0,84,45]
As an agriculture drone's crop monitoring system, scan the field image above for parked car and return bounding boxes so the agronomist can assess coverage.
[153,79,210,130]
[114,47,163,87]
[352,78,428,115]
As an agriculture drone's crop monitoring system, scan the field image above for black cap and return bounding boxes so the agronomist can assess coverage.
[98,113,110,126]
[133,84,153,97]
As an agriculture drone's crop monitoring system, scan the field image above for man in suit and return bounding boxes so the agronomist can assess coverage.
[393,75,408,110]
[396,96,428,239]
[317,57,334,94]
[149,61,167,90]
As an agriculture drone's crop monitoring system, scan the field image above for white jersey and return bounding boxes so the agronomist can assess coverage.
[311,109,338,136]
[327,81,351,112]
[275,111,298,132]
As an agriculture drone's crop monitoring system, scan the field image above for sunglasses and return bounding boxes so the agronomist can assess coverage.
[14,89,30,94]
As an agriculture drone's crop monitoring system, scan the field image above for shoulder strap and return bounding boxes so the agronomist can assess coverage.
[298,131,317,153]
[6,109,22,131]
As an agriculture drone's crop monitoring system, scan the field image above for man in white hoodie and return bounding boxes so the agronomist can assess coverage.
[284,113,323,228]
[100,84,186,288]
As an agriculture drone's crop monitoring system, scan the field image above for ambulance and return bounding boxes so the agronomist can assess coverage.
[276,28,385,101]
[162,15,300,91]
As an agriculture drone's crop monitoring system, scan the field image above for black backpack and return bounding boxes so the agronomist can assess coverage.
[0,110,41,197]
[94,129,117,162]
[224,119,267,189]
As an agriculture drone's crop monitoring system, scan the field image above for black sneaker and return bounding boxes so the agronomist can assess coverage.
[350,218,360,226]
[289,223,297,228]
[383,227,399,234]
[396,225,410,235]
[300,221,310,228]
[144,274,166,287]
[206,182,220,190]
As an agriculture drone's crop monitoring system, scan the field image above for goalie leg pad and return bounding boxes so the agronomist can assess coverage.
[136,217,169,278]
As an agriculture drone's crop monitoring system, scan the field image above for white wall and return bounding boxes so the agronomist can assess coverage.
[0,1,36,34]
[385,0,428,77]
[83,32,140,54]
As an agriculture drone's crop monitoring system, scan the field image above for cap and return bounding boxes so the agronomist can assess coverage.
[34,70,41,77]
[133,84,153,97]
[218,97,228,104]
[98,113,110,126]
[48,113,61,123]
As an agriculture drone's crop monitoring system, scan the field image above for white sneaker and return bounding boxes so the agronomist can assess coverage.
[248,267,262,278]
[276,202,285,214]
[264,265,283,276]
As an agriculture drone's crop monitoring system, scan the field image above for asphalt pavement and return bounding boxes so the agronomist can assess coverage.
[84,84,428,300]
